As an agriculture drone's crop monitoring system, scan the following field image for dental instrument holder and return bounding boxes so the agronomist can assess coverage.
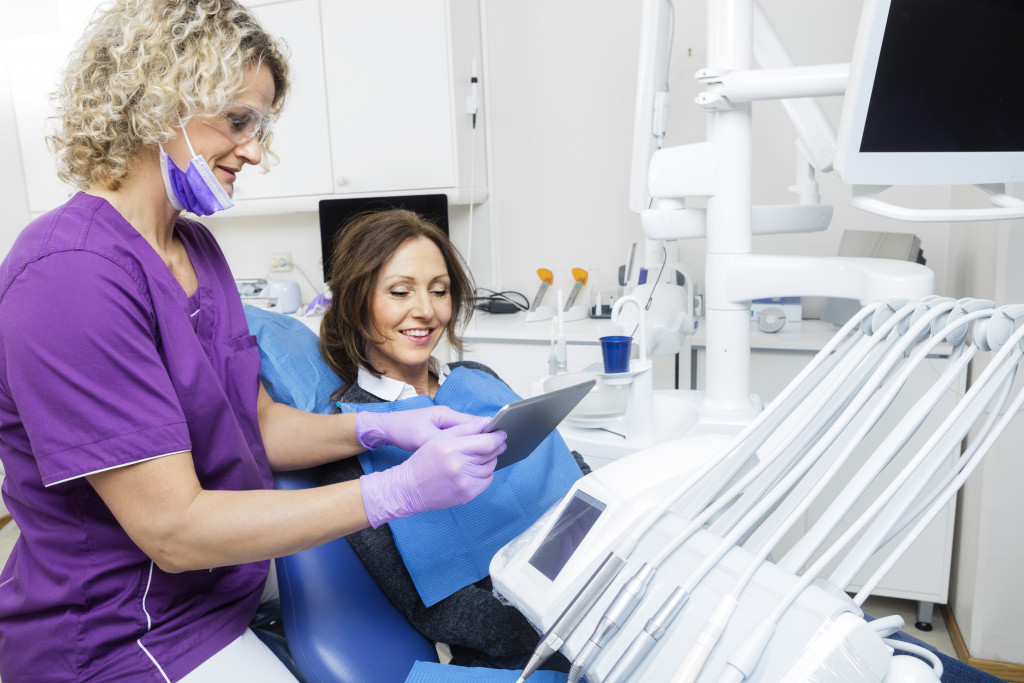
[597,296,655,446]
[530,304,587,323]
[527,304,556,323]
[562,305,590,322]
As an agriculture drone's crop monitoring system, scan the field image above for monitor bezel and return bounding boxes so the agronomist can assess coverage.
[318,194,450,284]
[835,0,1024,187]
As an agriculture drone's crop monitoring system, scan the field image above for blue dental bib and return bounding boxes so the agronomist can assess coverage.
[340,366,582,607]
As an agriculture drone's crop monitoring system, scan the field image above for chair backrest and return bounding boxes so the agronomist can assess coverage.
[274,469,439,683]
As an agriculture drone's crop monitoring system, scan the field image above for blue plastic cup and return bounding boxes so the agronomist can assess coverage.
[599,335,632,373]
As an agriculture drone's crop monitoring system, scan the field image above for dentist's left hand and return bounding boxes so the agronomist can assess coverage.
[359,420,507,527]
[356,406,485,452]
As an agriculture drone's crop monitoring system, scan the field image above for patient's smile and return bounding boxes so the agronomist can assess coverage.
[402,328,434,344]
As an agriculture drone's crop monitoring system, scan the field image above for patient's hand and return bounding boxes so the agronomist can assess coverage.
[356,405,487,451]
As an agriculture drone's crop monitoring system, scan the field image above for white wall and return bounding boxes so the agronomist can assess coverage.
[480,0,953,316]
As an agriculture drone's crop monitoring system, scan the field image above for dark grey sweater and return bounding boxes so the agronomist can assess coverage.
[315,361,588,667]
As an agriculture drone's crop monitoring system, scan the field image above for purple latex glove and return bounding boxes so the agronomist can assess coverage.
[359,420,508,528]
[356,405,483,451]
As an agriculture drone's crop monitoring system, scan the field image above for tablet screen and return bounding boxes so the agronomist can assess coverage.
[485,379,596,469]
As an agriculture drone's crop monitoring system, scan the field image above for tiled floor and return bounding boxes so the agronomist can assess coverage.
[0,520,961,674]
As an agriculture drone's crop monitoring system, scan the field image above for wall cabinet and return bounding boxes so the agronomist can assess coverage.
[237,0,487,214]
[9,0,487,216]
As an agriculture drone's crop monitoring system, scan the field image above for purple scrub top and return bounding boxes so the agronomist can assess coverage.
[0,193,273,681]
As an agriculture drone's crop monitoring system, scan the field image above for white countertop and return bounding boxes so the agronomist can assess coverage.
[464,311,845,352]
[462,311,623,345]
[690,318,843,353]
[302,310,949,357]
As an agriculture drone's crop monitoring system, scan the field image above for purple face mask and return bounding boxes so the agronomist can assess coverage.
[159,123,235,216]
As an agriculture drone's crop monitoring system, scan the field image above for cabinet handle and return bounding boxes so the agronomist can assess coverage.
[335,176,348,187]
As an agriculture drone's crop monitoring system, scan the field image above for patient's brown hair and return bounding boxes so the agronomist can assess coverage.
[319,209,475,397]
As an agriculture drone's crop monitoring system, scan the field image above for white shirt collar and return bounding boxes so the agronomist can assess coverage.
[356,357,451,401]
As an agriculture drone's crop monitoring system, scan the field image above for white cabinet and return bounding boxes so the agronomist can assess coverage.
[232,0,335,204]
[204,0,490,214]
[320,0,483,199]
[9,0,487,216]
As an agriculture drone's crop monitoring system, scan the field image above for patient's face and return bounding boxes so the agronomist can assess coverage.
[367,236,452,379]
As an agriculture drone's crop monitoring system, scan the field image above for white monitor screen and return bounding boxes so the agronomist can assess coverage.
[836,0,1024,185]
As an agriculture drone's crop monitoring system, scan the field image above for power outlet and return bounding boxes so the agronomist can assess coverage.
[270,251,292,272]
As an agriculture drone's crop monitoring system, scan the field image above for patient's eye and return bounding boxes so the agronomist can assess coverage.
[388,287,410,298]
[430,287,449,298]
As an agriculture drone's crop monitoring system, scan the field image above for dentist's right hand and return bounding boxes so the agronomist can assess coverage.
[359,418,507,528]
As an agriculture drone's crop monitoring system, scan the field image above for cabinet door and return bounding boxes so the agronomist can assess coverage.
[231,0,334,202]
[320,0,456,194]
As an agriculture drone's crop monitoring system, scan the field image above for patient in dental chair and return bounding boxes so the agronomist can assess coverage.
[314,209,588,670]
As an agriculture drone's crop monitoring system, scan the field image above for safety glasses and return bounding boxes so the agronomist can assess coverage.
[202,102,273,146]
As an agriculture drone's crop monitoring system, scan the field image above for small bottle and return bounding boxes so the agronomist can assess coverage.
[555,338,568,374]
[548,347,559,375]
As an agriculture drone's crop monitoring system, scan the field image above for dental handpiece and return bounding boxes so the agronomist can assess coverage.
[567,563,656,683]
[516,551,627,683]
[603,585,690,683]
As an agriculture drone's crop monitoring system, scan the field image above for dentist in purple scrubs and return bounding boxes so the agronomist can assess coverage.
[0,1,505,681]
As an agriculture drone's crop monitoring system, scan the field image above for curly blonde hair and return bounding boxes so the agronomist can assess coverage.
[49,0,290,191]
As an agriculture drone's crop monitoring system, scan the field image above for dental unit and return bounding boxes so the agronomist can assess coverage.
[492,297,1024,682]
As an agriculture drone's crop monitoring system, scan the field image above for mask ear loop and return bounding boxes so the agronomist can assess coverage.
[158,115,201,172]
[176,114,200,159]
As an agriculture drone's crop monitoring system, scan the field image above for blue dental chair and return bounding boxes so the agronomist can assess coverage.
[243,305,439,682]
[274,468,440,683]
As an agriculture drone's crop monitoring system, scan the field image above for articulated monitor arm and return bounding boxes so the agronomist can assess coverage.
[852,184,1024,222]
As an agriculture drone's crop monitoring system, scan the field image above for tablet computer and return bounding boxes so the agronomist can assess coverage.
[484,378,597,470]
